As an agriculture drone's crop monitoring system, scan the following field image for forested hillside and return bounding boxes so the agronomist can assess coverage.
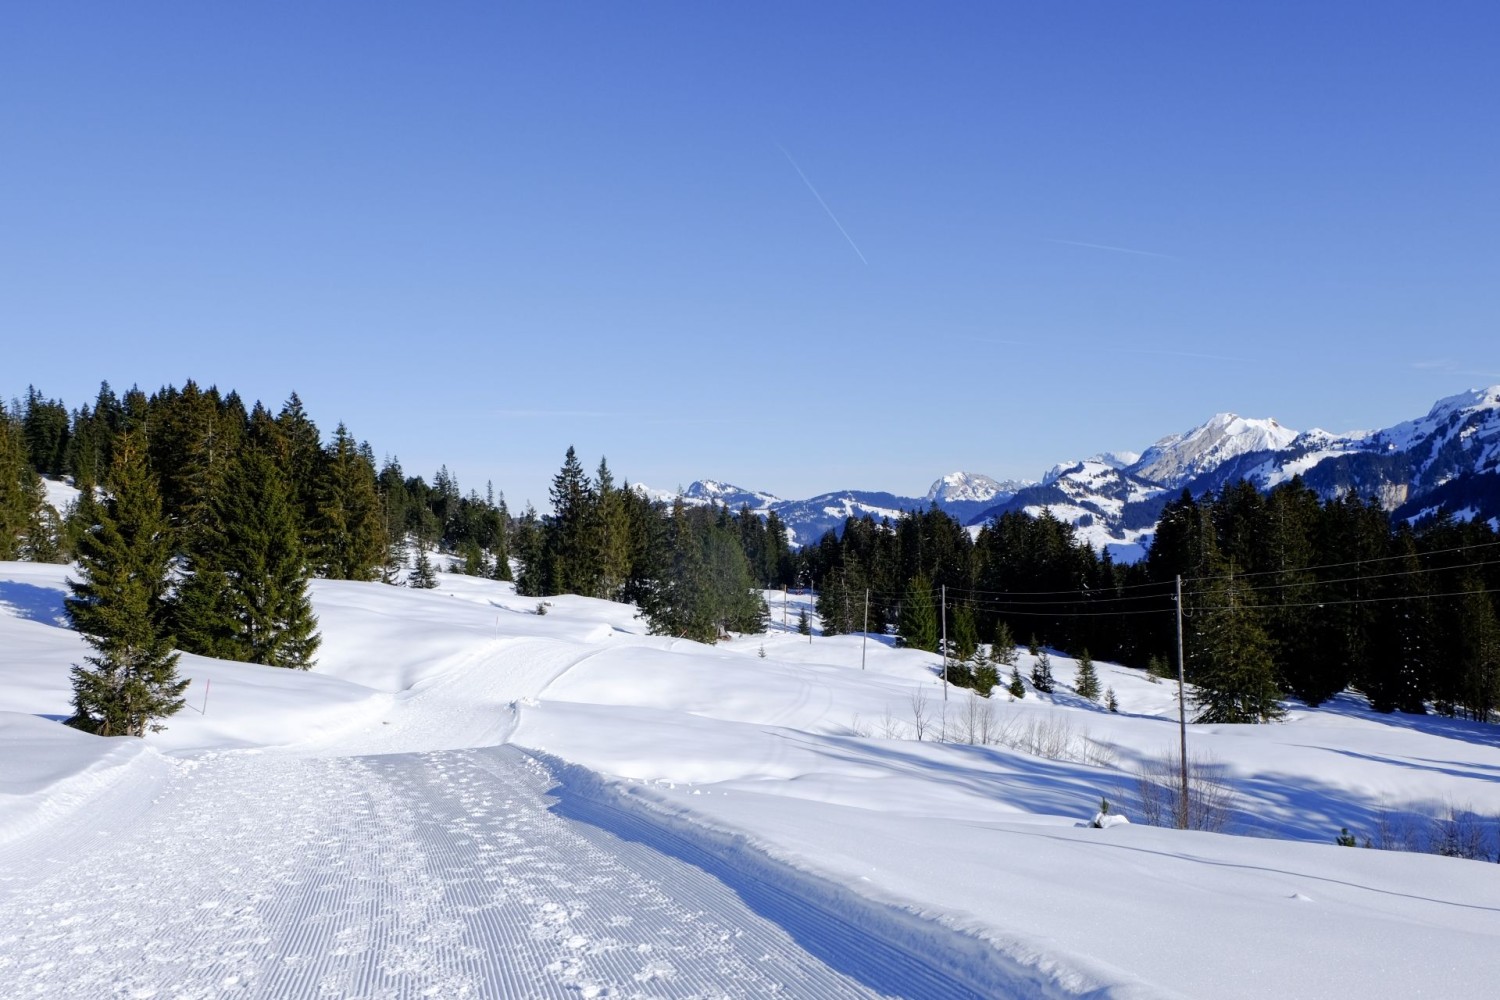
[5,380,1498,732]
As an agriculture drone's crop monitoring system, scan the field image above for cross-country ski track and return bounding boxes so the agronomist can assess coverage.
[0,624,989,999]
[10,571,1500,1000]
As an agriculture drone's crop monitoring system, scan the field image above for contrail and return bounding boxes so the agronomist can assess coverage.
[777,143,869,265]
[1045,238,1176,260]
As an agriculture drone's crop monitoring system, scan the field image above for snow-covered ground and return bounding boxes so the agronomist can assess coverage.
[3,562,1499,998]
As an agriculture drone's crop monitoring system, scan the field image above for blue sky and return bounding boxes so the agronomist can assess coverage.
[4,2,1497,509]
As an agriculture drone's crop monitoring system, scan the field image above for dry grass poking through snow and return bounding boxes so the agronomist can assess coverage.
[847,691,1117,768]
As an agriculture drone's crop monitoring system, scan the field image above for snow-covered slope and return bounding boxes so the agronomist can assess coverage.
[1129,413,1300,488]
[4,563,1499,999]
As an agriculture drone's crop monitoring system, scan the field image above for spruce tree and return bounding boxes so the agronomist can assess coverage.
[1031,647,1055,694]
[410,540,439,589]
[1191,567,1284,723]
[897,575,938,652]
[541,446,598,596]
[636,501,764,642]
[175,448,320,668]
[314,424,386,580]
[1457,584,1500,723]
[64,432,187,735]
[991,621,1019,668]
[593,459,632,600]
[1007,665,1026,699]
[950,604,979,664]
[1075,648,1100,701]
[0,402,47,559]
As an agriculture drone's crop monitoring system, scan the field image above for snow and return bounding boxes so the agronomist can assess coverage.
[1374,384,1500,463]
[1131,413,1301,488]
[38,477,80,514]
[925,471,1028,504]
[4,562,1500,998]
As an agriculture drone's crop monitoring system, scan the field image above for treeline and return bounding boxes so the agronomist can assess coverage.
[510,446,793,640]
[4,382,514,580]
[2,383,799,733]
[8,382,1497,729]
[3,381,524,734]
[805,481,1500,723]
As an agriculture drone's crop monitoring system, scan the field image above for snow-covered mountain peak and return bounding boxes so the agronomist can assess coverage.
[924,471,1025,504]
[634,480,782,510]
[1429,384,1500,418]
[1372,384,1500,464]
[1091,451,1140,470]
[683,480,782,508]
[1130,412,1300,488]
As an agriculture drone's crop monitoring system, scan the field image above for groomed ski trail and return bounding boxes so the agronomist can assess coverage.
[0,745,978,999]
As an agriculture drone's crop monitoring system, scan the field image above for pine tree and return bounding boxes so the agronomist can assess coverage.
[897,575,938,651]
[0,402,47,560]
[950,603,979,663]
[313,424,386,580]
[175,448,320,668]
[411,540,439,589]
[271,392,325,546]
[1007,665,1026,699]
[1105,687,1119,712]
[592,458,632,600]
[1031,648,1055,694]
[1456,584,1500,723]
[1191,567,1284,723]
[796,606,811,636]
[636,501,765,642]
[541,446,598,596]
[991,621,1019,668]
[816,570,855,636]
[64,432,188,735]
[1075,648,1100,701]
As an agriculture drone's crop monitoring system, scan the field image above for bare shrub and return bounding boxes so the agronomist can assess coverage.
[954,692,997,745]
[986,714,1116,766]
[847,714,872,738]
[1431,803,1495,861]
[909,687,931,742]
[878,707,906,740]
[1372,809,1427,853]
[1136,747,1237,832]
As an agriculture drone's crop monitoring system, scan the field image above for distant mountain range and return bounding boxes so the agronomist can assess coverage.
[643,386,1500,560]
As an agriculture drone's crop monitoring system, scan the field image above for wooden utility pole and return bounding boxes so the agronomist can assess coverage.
[1176,574,1189,829]
[940,584,948,702]
[860,588,869,670]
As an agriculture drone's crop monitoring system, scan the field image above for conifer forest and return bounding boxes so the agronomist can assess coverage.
[4,380,1499,734]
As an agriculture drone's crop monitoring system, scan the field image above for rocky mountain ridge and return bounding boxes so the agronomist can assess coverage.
[645,386,1500,556]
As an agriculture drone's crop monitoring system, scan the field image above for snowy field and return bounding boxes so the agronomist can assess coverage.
[3,562,1500,998]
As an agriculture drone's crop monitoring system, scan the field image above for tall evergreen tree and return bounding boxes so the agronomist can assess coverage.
[1456,582,1500,723]
[313,424,386,580]
[1191,567,1284,723]
[21,386,71,477]
[1031,646,1055,694]
[175,448,320,668]
[64,432,187,735]
[592,458,633,600]
[636,501,765,642]
[950,603,979,663]
[0,401,47,559]
[897,575,939,652]
[1075,648,1101,701]
[410,539,439,589]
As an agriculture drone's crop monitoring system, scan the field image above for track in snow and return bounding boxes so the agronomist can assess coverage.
[0,745,983,998]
